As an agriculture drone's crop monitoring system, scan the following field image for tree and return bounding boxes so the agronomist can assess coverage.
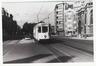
[22,22,37,37]
[2,8,22,40]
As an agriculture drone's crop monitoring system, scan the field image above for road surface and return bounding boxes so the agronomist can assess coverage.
[3,37,93,63]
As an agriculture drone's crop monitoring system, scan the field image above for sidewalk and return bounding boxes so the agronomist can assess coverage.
[52,35,93,41]
[68,36,93,41]
[3,40,20,45]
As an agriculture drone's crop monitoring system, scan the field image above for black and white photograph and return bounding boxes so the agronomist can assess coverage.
[2,0,94,64]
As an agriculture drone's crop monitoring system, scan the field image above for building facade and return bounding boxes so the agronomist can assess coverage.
[54,3,66,35]
[77,2,93,37]
[54,2,78,36]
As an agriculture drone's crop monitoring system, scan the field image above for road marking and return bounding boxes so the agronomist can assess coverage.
[32,55,57,63]
[43,44,73,62]
[19,39,35,44]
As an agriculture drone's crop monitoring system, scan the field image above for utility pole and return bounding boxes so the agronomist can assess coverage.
[37,14,39,22]
[48,16,49,23]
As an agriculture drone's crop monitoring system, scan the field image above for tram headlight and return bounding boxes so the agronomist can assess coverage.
[44,35,47,38]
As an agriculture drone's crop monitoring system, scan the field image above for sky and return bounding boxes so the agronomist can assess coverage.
[2,0,92,28]
[2,2,60,28]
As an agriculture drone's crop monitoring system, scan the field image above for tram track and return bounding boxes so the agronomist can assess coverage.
[40,43,74,62]
[62,42,93,54]
[43,43,93,62]
[3,38,93,63]
[38,38,93,62]
[52,38,93,55]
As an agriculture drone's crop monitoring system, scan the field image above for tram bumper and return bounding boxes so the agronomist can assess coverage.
[38,34,49,41]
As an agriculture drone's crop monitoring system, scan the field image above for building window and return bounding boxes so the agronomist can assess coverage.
[90,10,93,24]
[57,26,58,28]
[56,21,58,24]
[65,4,73,10]
[59,21,62,24]
[56,12,58,14]
[56,16,58,19]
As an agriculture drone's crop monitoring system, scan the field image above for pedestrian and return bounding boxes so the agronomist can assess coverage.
[78,20,82,38]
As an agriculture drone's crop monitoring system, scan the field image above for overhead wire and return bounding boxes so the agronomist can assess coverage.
[42,9,54,21]
[37,4,43,22]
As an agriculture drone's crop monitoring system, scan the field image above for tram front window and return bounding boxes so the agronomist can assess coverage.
[38,27,41,33]
[42,26,48,33]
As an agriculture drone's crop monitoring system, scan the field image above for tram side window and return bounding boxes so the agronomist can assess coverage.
[38,27,41,33]
[42,26,48,33]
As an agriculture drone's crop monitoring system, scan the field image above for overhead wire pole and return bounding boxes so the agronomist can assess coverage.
[37,5,43,22]
[47,10,54,23]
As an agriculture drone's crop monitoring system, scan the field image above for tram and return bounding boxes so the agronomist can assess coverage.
[33,22,50,41]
